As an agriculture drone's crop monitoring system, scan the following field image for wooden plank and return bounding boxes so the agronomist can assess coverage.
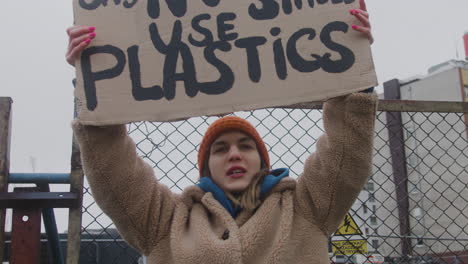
[11,208,42,264]
[383,79,413,256]
[10,188,42,264]
[378,99,468,113]
[280,98,468,113]
[66,121,85,264]
[0,97,12,262]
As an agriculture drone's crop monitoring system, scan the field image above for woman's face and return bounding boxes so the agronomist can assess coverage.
[208,131,261,193]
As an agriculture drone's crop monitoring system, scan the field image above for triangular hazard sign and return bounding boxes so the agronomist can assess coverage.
[334,214,363,236]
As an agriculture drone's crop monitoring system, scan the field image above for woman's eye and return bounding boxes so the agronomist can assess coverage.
[214,147,226,153]
[241,144,253,150]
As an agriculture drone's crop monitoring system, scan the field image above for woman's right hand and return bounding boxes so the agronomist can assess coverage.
[66,26,96,66]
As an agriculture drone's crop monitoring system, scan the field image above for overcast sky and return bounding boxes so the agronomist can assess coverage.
[1,1,468,231]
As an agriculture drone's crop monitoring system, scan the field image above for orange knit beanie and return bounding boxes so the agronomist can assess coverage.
[198,116,270,177]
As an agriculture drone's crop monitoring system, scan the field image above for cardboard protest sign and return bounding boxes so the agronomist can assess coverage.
[73,0,378,125]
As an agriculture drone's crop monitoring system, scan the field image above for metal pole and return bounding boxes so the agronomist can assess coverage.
[37,183,64,264]
[10,173,70,184]
[0,97,12,262]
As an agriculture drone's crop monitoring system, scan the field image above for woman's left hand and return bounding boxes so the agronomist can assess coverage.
[350,0,373,44]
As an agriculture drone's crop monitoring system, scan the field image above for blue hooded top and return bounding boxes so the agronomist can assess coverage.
[197,168,289,218]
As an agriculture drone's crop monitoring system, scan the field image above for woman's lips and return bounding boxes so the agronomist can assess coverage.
[226,166,246,178]
[227,172,245,179]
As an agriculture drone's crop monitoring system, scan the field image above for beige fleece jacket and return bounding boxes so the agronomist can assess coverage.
[73,92,378,264]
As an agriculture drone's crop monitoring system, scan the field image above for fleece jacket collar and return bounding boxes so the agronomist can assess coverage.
[197,168,289,218]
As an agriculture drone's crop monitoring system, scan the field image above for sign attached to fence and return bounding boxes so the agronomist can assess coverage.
[73,0,377,125]
[335,213,363,236]
[332,239,368,255]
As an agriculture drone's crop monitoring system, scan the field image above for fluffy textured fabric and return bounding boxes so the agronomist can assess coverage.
[73,93,378,264]
[198,116,270,177]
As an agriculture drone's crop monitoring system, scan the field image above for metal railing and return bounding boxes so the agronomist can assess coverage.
[0,96,85,264]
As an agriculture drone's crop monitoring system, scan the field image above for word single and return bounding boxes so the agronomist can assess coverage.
[79,0,355,21]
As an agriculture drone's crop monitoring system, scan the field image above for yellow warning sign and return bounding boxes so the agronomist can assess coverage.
[332,239,368,255]
[335,214,363,236]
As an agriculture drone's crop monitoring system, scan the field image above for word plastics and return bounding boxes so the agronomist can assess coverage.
[78,0,357,111]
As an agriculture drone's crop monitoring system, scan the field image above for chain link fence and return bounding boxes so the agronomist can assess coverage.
[79,100,468,264]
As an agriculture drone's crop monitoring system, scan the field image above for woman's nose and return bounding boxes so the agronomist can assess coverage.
[228,146,242,161]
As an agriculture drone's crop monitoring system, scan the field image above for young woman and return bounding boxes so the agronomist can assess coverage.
[69,1,377,263]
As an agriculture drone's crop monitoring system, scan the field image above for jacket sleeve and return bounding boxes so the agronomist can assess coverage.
[73,123,177,255]
[294,92,378,236]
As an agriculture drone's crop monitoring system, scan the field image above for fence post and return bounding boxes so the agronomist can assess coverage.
[459,68,468,140]
[0,97,12,262]
[383,79,413,257]
[66,97,85,264]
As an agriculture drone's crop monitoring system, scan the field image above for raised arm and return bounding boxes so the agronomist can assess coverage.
[73,123,177,254]
[294,92,377,235]
[67,26,176,253]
